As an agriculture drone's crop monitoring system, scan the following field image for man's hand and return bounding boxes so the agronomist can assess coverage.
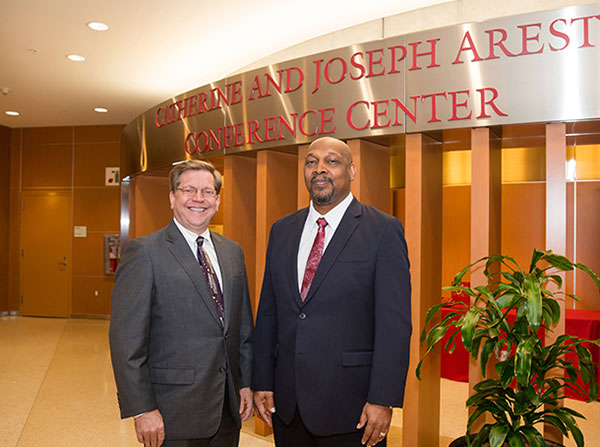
[134,409,165,447]
[356,403,392,447]
[239,387,254,422]
[253,390,276,427]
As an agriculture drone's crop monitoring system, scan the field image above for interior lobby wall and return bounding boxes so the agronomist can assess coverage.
[9,125,123,316]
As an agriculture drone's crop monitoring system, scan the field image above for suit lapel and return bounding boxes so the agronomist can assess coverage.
[165,222,223,327]
[212,232,233,331]
[288,209,309,308]
[302,199,362,305]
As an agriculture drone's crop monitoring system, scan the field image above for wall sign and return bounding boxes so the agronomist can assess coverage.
[121,4,600,178]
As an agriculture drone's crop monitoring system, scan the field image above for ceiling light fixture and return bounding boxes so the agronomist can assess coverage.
[67,54,86,62]
[87,21,109,31]
[5,111,20,116]
[94,107,109,113]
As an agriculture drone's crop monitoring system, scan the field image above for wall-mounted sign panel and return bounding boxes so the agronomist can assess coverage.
[121,4,600,178]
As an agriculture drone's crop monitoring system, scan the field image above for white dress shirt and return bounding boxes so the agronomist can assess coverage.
[297,193,354,291]
[173,218,223,289]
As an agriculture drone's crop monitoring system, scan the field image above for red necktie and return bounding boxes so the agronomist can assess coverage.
[301,217,328,301]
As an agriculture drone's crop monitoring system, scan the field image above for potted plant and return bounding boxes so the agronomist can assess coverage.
[417,249,600,447]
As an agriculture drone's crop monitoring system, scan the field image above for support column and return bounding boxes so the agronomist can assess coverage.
[347,139,391,213]
[544,123,567,444]
[223,155,257,313]
[402,133,443,447]
[469,127,502,428]
[255,150,297,436]
[297,144,310,208]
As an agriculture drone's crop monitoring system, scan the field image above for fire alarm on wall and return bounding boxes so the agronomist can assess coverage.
[105,167,120,186]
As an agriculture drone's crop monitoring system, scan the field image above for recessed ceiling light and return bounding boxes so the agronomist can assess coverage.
[87,21,109,31]
[94,107,109,113]
[5,111,20,116]
[67,54,86,62]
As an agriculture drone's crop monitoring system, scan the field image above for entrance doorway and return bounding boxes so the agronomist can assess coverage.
[20,191,71,317]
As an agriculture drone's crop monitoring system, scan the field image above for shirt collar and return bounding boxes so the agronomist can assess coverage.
[307,192,353,230]
[173,218,212,248]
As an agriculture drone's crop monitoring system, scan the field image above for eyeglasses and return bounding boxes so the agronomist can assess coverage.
[176,187,217,198]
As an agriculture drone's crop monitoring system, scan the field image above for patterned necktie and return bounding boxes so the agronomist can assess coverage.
[300,217,328,301]
[196,236,224,320]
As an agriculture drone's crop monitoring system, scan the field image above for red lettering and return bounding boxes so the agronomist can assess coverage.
[248,76,265,100]
[187,96,198,117]
[392,97,418,125]
[453,31,483,64]
[230,81,243,104]
[207,129,221,150]
[571,15,600,48]
[264,71,282,96]
[518,23,544,55]
[318,108,336,134]
[388,45,407,74]
[248,120,263,144]
[549,18,570,51]
[184,133,196,154]
[346,101,369,130]
[154,107,165,128]
[234,123,245,146]
[284,67,304,93]
[421,92,447,123]
[409,39,441,70]
[350,52,365,80]
[278,113,297,139]
[198,92,210,113]
[372,100,390,129]
[264,116,277,141]
[312,59,323,94]
[223,125,233,148]
[299,110,318,136]
[448,90,472,121]
[476,88,507,118]
[366,49,385,77]
[324,57,347,84]
[485,28,517,59]
[196,131,208,153]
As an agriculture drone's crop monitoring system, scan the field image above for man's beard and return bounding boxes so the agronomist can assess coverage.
[310,183,334,205]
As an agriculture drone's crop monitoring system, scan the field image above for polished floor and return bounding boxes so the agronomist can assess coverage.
[1,316,598,447]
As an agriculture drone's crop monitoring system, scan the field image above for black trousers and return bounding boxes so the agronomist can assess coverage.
[162,388,239,447]
[273,407,387,447]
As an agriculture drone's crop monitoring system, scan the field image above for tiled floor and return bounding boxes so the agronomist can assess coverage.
[1,316,598,447]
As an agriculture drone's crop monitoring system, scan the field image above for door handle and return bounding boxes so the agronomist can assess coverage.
[58,257,67,266]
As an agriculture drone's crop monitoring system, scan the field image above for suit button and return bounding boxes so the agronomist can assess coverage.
[219,366,226,373]
[299,313,306,320]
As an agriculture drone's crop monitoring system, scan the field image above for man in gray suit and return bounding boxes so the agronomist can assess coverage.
[109,160,254,447]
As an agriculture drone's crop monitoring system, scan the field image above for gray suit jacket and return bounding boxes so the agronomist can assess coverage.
[109,221,253,440]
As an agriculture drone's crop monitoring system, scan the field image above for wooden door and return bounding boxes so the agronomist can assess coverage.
[20,192,71,317]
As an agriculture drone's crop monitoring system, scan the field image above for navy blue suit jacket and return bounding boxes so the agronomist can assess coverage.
[252,198,411,436]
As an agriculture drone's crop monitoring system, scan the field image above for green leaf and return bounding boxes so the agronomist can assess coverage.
[480,338,495,377]
[507,432,524,447]
[444,285,477,297]
[543,298,561,325]
[529,249,546,272]
[518,426,545,447]
[461,307,484,351]
[515,337,536,387]
[424,302,445,326]
[489,424,509,447]
[523,274,542,328]
[575,262,600,292]
[543,253,574,271]
[426,325,449,349]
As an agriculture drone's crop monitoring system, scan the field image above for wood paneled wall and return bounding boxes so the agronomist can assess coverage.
[9,125,123,316]
[0,126,10,313]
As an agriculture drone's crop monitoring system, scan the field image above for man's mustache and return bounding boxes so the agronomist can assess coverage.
[311,175,332,185]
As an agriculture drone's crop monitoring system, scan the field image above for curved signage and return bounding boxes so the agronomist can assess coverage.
[122,4,600,177]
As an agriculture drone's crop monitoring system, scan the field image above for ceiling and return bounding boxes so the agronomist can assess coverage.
[0,0,448,129]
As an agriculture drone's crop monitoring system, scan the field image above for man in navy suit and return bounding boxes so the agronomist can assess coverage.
[252,137,411,447]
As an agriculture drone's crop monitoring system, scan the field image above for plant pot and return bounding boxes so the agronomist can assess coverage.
[449,435,565,447]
